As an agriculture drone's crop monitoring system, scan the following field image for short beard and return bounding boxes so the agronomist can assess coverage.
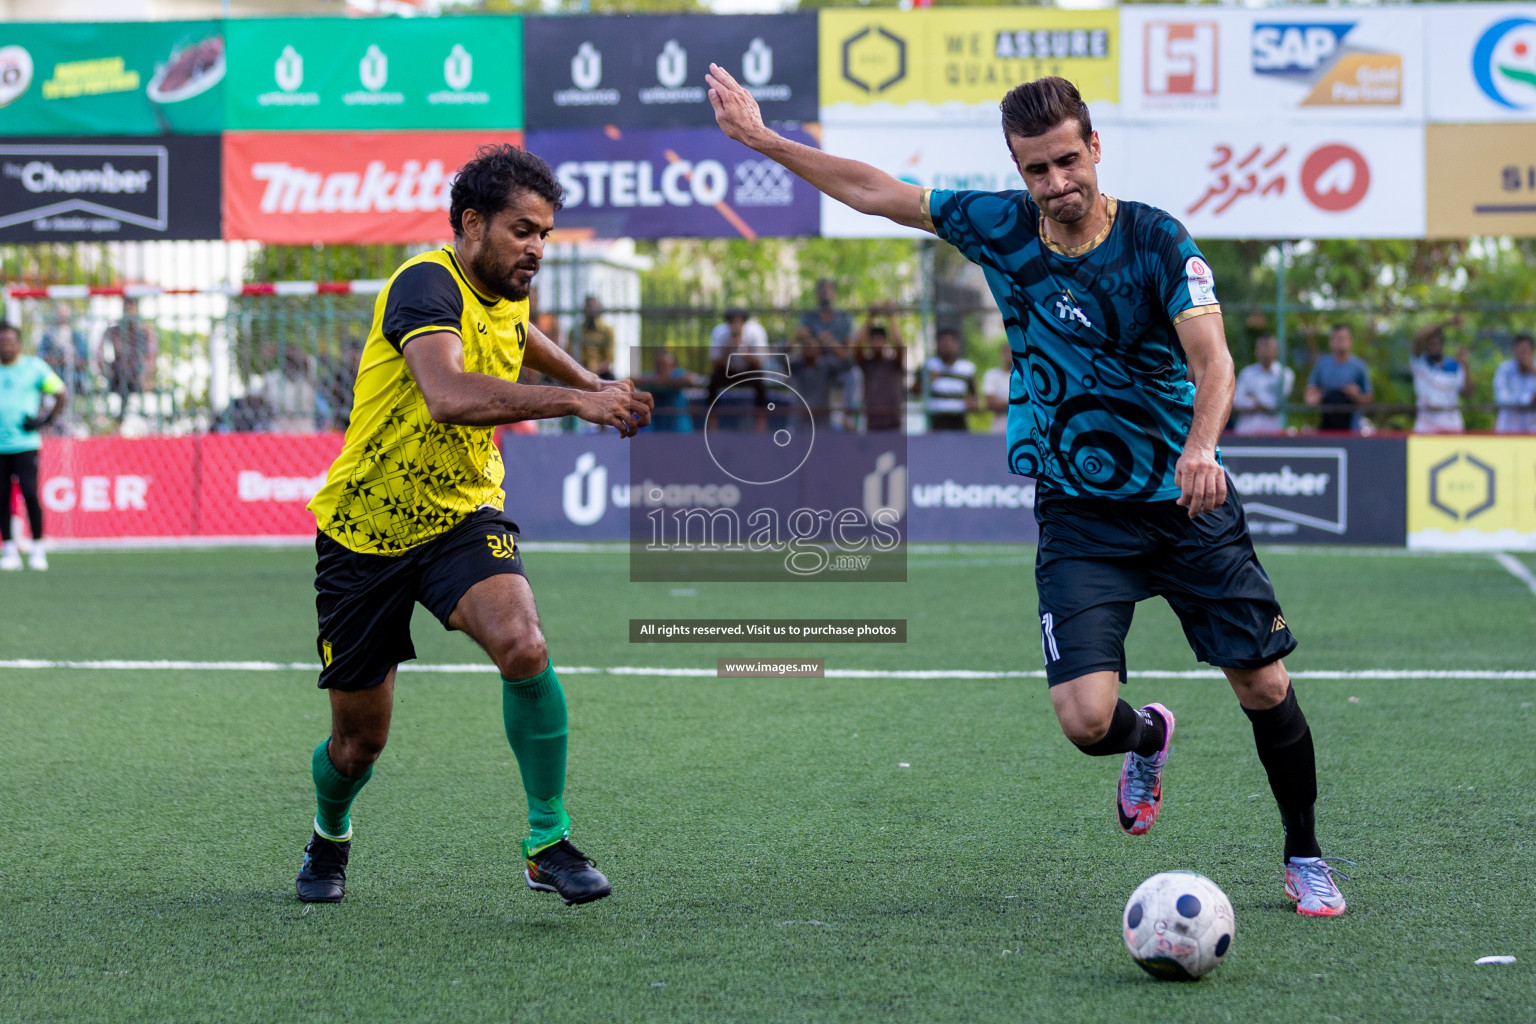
[470,247,534,302]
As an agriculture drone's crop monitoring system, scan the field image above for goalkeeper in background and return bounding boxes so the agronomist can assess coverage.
[297,145,652,905]
[0,321,67,572]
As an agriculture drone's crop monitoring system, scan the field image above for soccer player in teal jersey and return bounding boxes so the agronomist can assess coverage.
[0,321,67,572]
[707,70,1347,916]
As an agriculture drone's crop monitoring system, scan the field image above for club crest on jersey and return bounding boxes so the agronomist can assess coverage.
[1053,292,1094,330]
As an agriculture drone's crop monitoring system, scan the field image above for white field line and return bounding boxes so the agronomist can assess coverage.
[0,659,1532,681]
[1491,552,1536,597]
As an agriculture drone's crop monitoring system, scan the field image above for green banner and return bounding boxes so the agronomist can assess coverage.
[0,21,225,136]
[225,17,522,131]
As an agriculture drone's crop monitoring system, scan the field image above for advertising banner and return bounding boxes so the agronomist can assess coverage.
[526,126,820,239]
[222,129,521,244]
[819,125,1019,238]
[225,17,522,131]
[1426,123,1536,238]
[1096,123,1425,239]
[1426,4,1536,123]
[1408,436,1536,550]
[0,21,224,136]
[197,432,343,537]
[1119,7,1424,123]
[1221,436,1406,545]
[523,14,815,130]
[34,437,198,539]
[0,135,220,242]
[818,8,1118,124]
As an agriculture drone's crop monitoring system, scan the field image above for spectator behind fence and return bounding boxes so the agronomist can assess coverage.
[633,348,703,433]
[796,278,858,426]
[707,351,767,432]
[571,295,615,379]
[709,308,769,365]
[1232,333,1295,435]
[853,305,905,432]
[1305,324,1371,432]
[0,321,66,572]
[916,326,976,432]
[790,327,851,428]
[1494,333,1536,433]
[1410,316,1472,434]
[259,349,320,434]
[100,297,158,423]
[37,303,91,397]
[980,342,1012,434]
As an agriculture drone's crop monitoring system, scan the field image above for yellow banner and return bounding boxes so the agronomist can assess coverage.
[1407,436,1536,550]
[820,8,1118,111]
[1426,124,1536,239]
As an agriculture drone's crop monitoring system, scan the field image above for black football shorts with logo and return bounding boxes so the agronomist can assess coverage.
[1033,482,1297,687]
[314,507,525,691]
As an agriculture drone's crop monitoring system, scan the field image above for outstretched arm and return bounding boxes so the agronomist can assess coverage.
[707,63,931,232]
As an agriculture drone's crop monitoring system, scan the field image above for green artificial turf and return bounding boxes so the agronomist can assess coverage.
[0,546,1532,1023]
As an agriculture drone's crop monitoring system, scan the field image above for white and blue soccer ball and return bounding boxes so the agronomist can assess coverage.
[1122,871,1235,981]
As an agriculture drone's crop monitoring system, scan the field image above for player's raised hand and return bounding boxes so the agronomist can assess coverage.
[1174,447,1226,518]
[578,387,653,439]
[706,62,768,147]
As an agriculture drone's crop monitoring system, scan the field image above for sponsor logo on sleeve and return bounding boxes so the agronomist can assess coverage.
[1184,256,1218,306]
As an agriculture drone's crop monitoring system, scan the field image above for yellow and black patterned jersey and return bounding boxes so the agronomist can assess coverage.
[308,246,529,555]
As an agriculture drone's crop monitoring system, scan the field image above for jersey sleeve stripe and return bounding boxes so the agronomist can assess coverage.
[1171,305,1222,326]
[397,324,463,348]
[919,188,935,233]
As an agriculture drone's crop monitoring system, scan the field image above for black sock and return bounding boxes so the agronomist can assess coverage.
[1243,685,1322,861]
[1074,699,1164,757]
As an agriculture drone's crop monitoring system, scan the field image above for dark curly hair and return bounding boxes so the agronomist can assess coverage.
[449,144,564,238]
[999,76,1093,145]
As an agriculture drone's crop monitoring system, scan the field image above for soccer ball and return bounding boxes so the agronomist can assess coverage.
[1122,871,1234,981]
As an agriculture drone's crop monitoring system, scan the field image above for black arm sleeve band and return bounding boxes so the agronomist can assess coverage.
[381,263,464,352]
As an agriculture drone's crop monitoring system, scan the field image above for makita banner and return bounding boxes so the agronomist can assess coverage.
[1219,435,1406,544]
[198,432,343,537]
[526,126,820,239]
[0,135,220,241]
[523,13,816,130]
[221,129,521,243]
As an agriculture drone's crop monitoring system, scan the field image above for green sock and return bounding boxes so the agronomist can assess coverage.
[502,661,570,857]
[312,738,372,841]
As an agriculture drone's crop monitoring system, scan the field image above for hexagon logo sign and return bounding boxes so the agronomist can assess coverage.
[841,25,906,94]
[1427,451,1497,521]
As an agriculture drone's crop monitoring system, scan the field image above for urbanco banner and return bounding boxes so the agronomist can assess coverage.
[225,17,523,131]
[1095,123,1425,239]
[222,130,522,244]
[1120,7,1424,123]
[818,125,1020,239]
[0,135,220,242]
[0,21,224,136]
[819,7,1118,124]
[526,126,820,239]
[523,14,815,130]
[1426,4,1536,122]
[1426,123,1536,238]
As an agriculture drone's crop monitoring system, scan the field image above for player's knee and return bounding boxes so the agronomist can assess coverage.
[329,731,386,777]
[488,628,548,681]
[1058,708,1112,747]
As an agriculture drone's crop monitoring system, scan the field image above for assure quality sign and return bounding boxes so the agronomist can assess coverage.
[527,126,820,239]
[0,135,220,242]
[1096,123,1424,239]
[222,130,521,244]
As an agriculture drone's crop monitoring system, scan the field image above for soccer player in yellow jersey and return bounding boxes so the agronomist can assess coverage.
[297,145,653,905]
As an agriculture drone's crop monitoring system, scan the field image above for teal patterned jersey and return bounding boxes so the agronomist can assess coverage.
[926,189,1222,502]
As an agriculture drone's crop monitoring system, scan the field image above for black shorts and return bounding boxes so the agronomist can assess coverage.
[1034,484,1296,687]
[314,507,525,691]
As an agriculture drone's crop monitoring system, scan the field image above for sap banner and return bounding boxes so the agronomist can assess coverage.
[1097,123,1424,239]
[225,17,522,131]
[523,14,815,130]
[527,127,820,239]
[819,125,1022,239]
[0,135,220,242]
[1120,7,1424,123]
[222,130,521,244]
[1426,4,1536,122]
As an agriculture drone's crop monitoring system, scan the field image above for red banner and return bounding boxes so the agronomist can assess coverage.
[222,130,523,244]
[197,433,344,536]
[36,437,199,539]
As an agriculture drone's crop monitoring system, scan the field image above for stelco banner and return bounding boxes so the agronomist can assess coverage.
[1119,7,1424,123]
[224,17,523,131]
[0,135,220,242]
[526,126,820,239]
[1408,436,1536,551]
[0,21,224,136]
[222,129,521,244]
[523,14,815,130]
[818,8,1119,123]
